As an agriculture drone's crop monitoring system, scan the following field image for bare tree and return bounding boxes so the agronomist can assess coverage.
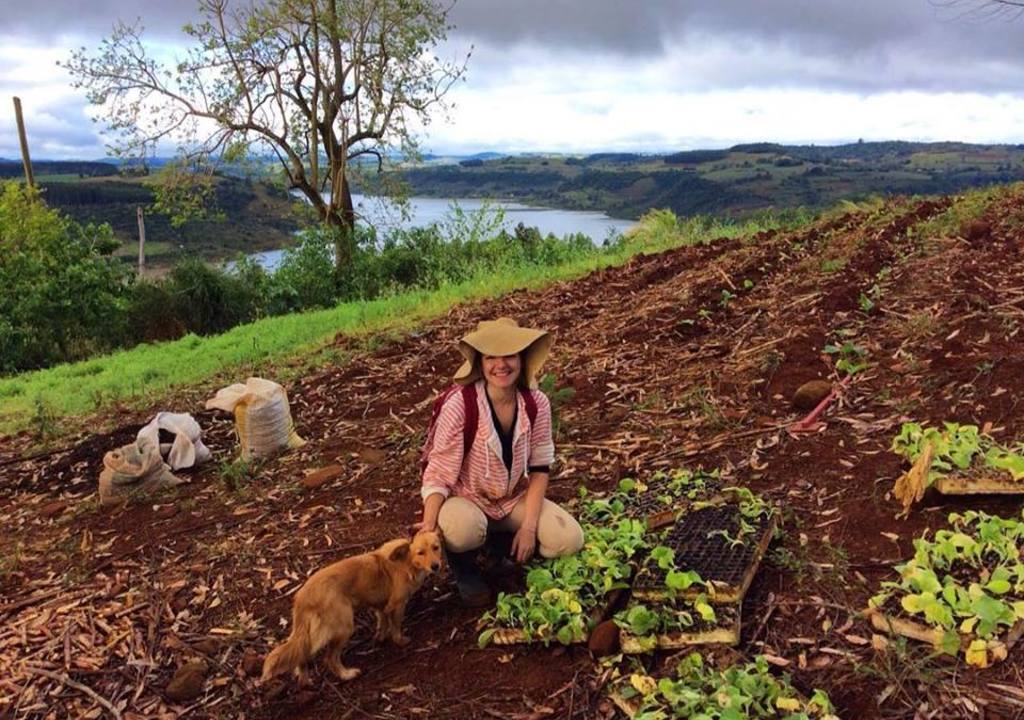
[64,0,469,269]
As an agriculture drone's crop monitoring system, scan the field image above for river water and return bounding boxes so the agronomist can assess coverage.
[246,194,634,271]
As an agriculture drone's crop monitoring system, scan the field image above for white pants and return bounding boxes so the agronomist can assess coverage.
[437,495,584,558]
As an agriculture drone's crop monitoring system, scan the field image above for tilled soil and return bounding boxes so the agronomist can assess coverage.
[3,188,1024,719]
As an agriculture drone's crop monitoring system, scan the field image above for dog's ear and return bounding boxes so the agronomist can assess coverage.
[389,541,411,562]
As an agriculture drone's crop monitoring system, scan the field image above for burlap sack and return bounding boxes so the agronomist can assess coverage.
[98,439,185,507]
[136,412,212,470]
[205,378,305,461]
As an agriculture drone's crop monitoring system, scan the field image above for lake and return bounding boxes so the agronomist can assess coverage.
[245,194,634,271]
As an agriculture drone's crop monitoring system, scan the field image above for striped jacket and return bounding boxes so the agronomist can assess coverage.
[421,380,555,519]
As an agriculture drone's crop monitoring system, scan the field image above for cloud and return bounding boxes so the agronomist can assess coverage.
[6,0,1024,158]
[0,0,196,41]
[449,0,1024,94]
[426,84,1024,154]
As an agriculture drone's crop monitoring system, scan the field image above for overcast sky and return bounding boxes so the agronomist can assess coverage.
[2,0,1024,158]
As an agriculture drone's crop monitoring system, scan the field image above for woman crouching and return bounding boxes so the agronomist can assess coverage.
[419,318,585,606]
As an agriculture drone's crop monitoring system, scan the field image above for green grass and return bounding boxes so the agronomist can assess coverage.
[32,174,84,183]
[0,209,804,437]
[913,182,1012,239]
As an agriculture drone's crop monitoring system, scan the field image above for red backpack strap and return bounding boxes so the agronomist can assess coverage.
[520,387,539,427]
[460,383,479,458]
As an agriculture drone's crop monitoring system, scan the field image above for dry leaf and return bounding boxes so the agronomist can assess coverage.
[893,441,935,518]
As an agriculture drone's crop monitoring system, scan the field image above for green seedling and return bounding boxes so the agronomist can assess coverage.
[616,653,838,719]
[870,509,1024,667]
[823,341,869,376]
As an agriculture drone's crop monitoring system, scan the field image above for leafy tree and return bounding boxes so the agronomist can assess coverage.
[0,183,128,372]
[64,0,469,269]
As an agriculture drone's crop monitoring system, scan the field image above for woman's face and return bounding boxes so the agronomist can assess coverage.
[481,354,522,391]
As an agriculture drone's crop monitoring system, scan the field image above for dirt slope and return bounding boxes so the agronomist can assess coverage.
[2,187,1024,719]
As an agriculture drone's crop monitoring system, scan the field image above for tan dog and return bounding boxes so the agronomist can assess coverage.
[261,531,444,684]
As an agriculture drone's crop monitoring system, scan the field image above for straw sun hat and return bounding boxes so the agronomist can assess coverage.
[453,318,552,389]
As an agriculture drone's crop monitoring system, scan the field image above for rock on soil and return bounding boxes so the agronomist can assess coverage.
[39,501,67,518]
[792,379,832,411]
[242,649,263,677]
[962,219,991,242]
[587,619,620,656]
[301,464,344,489]
[357,447,387,464]
[165,660,208,702]
[192,638,221,655]
[154,504,178,520]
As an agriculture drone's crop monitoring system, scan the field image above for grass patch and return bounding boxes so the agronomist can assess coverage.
[913,183,1009,239]
[0,209,808,437]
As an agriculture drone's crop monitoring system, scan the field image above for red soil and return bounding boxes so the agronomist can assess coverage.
[3,189,1024,718]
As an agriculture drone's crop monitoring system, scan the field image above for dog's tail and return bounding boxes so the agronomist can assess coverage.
[261,611,314,682]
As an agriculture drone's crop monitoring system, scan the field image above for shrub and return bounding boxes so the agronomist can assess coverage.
[165,258,258,334]
[268,228,338,313]
[0,182,128,372]
[124,280,185,343]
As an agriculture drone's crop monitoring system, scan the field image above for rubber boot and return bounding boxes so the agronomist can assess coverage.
[484,532,518,577]
[447,550,493,608]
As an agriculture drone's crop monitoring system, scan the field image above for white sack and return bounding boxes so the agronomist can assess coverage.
[137,412,212,470]
[205,377,305,460]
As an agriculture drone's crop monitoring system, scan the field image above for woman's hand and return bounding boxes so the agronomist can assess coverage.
[511,523,537,564]
[417,493,444,535]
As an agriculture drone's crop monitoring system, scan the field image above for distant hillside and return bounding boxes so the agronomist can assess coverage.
[392,141,1024,219]
[0,160,117,179]
[28,174,300,269]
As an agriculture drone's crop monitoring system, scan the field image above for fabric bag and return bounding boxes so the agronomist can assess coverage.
[206,377,305,460]
[98,438,185,506]
[136,412,212,470]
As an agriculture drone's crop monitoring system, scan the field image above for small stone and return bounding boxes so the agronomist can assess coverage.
[792,380,832,412]
[155,505,178,520]
[241,649,263,677]
[170,593,190,613]
[192,638,220,655]
[301,464,344,489]
[962,219,991,242]
[39,501,68,519]
[165,660,208,702]
[357,448,387,465]
[587,619,620,656]
[263,680,287,701]
[292,690,318,707]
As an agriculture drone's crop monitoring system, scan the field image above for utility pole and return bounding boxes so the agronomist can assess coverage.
[12,97,35,190]
[137,206,146,275]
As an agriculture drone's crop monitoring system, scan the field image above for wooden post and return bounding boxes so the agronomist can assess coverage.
[13,97,35,190]
[137,206,146,275]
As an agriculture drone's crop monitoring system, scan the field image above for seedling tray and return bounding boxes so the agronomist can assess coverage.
[483,591,624,647]
[866,606,1024,667]
[618,603,740,654]
[608,688,643,719]
[633,506,776,603]
[620,474,726,530]
[608,678,811,719]
[933,475,1024,496]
